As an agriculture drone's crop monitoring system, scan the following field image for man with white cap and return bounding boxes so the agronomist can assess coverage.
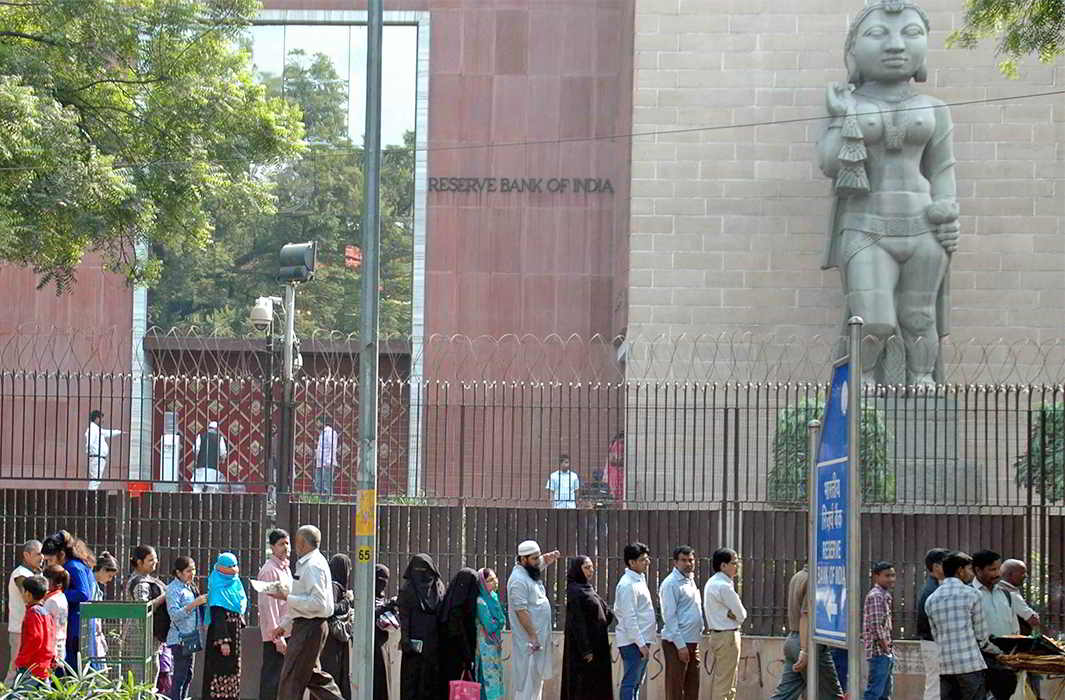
[508,540,561,700]
[192,420,229,492]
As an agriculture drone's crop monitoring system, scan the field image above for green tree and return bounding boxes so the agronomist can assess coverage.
[768,396,895,504]
[950,0,1065,77]
[0,0,304,290]
[148,48,414,337]
[1014,402,1065,502]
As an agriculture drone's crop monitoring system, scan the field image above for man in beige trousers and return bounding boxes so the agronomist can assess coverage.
[703,548,747,700]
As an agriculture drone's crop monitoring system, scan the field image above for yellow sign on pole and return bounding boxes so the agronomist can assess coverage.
[357,546,372,563]
[355,489,377,536]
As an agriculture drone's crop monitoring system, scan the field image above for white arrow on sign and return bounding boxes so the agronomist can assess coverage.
[825,590,839,621]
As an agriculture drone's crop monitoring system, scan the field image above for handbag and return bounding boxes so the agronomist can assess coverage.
[179,628,203,654]
[448,671,480,700]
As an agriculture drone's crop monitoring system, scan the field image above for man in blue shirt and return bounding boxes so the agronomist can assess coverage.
[658,545,703,700]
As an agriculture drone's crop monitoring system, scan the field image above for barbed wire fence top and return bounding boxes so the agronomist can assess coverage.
[1,325,1063,386]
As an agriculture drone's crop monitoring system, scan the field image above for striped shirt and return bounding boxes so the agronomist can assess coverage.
[925,577,1000,675]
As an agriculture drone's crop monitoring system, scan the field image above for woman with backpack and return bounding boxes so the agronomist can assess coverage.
[321,553,354,700]
[127,544,172,694]
[166,556,207,700]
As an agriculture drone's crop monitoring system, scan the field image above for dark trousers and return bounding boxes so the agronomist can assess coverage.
[940,671,986,700]
[985,666,1018,700]
[277,618,344,700]
[768,633,843,700]
[662,640,700,700]
[169,644,194,700]
[259,641,284,700]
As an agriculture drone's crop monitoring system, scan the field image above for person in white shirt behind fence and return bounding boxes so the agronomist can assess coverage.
[614,542,656,700]
[269,524,344,700]
[703,547,748,700]
[545,454,580,509]
[85,409,121,490]
[314,416,339,495]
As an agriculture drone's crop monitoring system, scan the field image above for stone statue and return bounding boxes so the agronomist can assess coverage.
[818,0,958,385]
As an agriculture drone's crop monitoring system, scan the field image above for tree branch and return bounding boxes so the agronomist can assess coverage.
[0,31,62,47]
[70,75,170,92]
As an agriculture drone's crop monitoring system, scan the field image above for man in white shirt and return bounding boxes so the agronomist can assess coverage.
[269,525,344,700]
[998,559,1040,700]
[615,542,657,700]
[314,416,339,495]
[703,547,747,700]
[84,410,121,490]
[6,540,42,682]
[545,454,581,509]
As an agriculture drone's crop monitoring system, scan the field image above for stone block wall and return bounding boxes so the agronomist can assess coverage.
[627,0,1064,382]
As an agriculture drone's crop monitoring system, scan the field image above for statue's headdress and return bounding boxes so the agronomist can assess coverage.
[844,0,931,85]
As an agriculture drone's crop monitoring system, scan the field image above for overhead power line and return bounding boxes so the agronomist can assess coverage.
[0,87,1062,173]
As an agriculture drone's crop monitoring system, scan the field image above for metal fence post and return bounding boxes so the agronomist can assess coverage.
[807,418,821,700]
[846,316,864,700]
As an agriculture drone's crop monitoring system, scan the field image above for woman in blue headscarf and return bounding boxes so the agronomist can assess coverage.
[474,568,505,700]
[201,553,248,700]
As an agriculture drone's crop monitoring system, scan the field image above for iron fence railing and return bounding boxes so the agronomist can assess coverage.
[2,494,1064,639]
[0,366,1061,512]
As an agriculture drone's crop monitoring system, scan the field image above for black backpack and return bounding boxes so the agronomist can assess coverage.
[150,580,172,644]
[129,575,171,644]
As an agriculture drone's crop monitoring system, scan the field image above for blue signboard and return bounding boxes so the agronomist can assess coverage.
[813,361,849,645]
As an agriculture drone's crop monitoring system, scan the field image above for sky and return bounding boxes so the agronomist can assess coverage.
[246,24,418,148]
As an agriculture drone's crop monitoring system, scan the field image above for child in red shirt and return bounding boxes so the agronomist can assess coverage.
[15,575,55,682]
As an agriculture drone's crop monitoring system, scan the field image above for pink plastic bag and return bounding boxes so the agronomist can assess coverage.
[449,671,481,700]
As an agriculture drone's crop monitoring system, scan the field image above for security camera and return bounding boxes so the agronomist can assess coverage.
[249,297,274,331]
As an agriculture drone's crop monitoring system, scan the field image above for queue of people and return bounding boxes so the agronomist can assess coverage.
[390,540,745,700]
[6,529,1048,700]
[3,525,390,700]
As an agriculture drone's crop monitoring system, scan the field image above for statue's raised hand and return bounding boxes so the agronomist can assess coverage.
[826,81,856,118]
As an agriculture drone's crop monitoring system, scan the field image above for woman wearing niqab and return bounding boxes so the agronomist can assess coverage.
[561,556,615,700]
[373,564,397,700]
[397,554,446,700]
[321,553,354,700]
[438,567,481,683]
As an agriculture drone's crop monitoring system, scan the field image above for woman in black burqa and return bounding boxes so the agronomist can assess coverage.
[397,554,446,700]
[373,564,398,700]
[321,554,354,699]
[438,567,480,684]
[561,556,615,700]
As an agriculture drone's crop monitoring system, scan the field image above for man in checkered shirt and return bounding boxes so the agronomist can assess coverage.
[925,551,1004,700]
[862,561,897,699]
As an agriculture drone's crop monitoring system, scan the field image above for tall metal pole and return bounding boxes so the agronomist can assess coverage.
[278,283,298,534]
[352,0,384,696]
[806,418,821,700]
[283,284,296,382]
[846,316,864,700]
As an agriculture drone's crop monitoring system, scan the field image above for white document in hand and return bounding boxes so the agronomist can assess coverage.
[250,579,288,595]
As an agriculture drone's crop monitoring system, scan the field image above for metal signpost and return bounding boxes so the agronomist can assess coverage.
[809,316,863,699]
[352,0,384,696]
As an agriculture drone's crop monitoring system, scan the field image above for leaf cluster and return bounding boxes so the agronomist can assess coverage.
[1014,402,1065,502]
[768,396,895,504]
[0,0,305,290]
[949,0,1065,77]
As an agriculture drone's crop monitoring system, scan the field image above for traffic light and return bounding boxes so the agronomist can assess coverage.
[279,241,317,282]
